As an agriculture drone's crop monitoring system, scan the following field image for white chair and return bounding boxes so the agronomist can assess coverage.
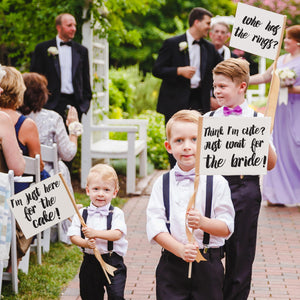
[41,143,58,174]
[40,144,59,250]
[16,154,41,274]
[0,170,18,294]
[81,108,148,194]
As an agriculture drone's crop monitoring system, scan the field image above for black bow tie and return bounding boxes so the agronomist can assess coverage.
[193,39,203,46]
[60,41,72,47]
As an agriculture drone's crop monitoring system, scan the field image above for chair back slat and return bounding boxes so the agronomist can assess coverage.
[40,144,59,174]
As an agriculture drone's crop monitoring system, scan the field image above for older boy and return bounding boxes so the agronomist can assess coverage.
[206,58,277,300]
[147,109,235,300]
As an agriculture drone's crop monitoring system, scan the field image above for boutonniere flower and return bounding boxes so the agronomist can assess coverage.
[179,41,188,52]
[276,68,297,87]
[47,46,59,56]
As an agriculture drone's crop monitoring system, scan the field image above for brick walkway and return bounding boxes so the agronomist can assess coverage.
[60,171,300,300]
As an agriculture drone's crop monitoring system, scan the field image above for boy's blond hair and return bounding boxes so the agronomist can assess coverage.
[86,163,119,191]
[213,58,250,91]
[166,109,201,141]
[0,66,26,109]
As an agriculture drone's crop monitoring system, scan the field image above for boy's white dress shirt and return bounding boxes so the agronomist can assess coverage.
[147,164,235,249]
[186,30,201,89]
[68,204,128,257]
[56,36,74,94]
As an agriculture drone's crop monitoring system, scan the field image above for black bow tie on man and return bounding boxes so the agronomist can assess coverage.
[60,41,72,46]
[193,39,203,46]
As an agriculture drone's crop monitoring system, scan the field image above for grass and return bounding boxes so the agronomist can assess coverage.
[2,159,140,298]
[2,242,82,299]
[2,191,127,299]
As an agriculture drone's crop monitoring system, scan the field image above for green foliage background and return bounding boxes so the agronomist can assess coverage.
[0,0,85,69]
[1,0,289,170]
[1,0,297,71]
[0,0,237,71]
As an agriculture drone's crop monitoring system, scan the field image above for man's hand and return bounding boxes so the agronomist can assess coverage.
[177,66,196,79]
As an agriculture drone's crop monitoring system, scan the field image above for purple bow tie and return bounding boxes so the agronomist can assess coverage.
[175,171,195,182]
[88,205,109,216]
[223,105,242,116]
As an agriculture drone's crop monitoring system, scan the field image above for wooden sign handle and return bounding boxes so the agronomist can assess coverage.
[186,117,206,278]
[264,15,287,133]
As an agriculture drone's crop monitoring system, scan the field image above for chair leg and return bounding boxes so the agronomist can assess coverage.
[37,233,42,265]
[41,228,51,253]
[127,133,136,194]
[139,148,147,178]
[81,155,92,189]
[0,261,3,294]
[58,222,62,242]
[18,248,30,274]
[11,215,18,293]
[126,157,136,194]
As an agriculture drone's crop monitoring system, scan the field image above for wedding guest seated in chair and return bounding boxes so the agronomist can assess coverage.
[0,65,49,267]
[0,110,25,175]
[20,72,82,243]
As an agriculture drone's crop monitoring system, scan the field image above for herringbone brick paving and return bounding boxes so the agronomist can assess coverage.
[60,171,300,300]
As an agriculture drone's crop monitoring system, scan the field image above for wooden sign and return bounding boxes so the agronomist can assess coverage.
[229,2,285,60]
[7,173,76,239]
[198,117,271,175]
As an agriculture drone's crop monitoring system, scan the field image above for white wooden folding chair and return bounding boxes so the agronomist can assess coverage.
[81,108,148,194]
[0,170,18,294]
[40,143,59,251]
[41,143,58,174]
[16,154,42,274]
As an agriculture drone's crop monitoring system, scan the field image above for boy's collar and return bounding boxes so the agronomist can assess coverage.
[174,164,195,174]
[239,100,247,108]
[224,100,247,110]
[89,202,111,210]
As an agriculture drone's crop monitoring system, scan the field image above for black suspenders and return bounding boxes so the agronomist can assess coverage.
[162,172,213,247]
[203,176,213,246]
[163,172,171,233]
[106,206,114,252]
[81,205,114,253]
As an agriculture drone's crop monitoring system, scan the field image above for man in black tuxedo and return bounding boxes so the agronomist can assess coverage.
[30,13,92,122]
[153,7,223,124]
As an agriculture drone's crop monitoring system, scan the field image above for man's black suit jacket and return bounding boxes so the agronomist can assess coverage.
[153,33,222,122]
[30,38,92,115]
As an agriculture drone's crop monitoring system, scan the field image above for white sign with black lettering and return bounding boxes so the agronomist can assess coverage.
[229,3,285,60]
[8,173,75,239]
[199,117,271,175]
